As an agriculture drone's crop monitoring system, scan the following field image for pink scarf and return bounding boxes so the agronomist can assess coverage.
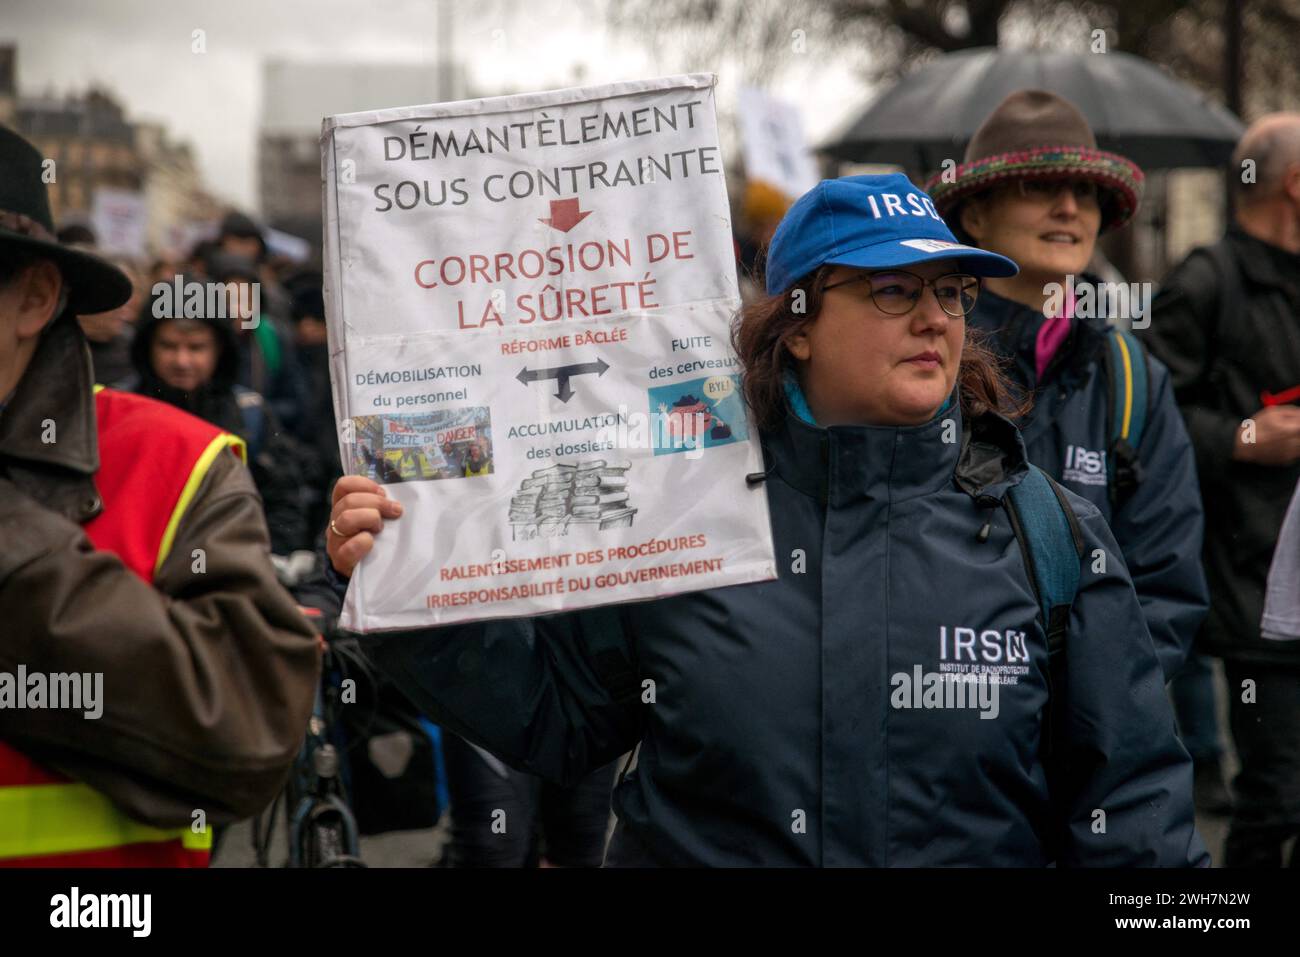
[1035,284,1075,382]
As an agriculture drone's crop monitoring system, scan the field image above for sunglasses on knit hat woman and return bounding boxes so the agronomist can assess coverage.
[324,173,1207,867]
[924,91,1211,691]
[924,89,1143,315]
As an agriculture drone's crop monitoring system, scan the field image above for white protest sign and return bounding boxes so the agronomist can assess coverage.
[323,74,776,632]
[265,226,312,263]
[90,188,149,259]
[736,86,820,201]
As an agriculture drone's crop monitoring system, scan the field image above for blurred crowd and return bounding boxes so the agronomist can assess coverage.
[67,211,340,557]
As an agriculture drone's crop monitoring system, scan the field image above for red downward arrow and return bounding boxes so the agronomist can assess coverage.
[539,198,591,232]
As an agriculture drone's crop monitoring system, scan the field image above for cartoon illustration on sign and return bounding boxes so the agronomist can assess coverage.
[648,374,747,455]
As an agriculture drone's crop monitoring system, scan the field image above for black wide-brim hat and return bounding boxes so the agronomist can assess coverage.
[924,90,1144,234]
[0,125,133,313]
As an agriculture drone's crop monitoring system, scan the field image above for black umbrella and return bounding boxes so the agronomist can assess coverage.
[821,47,1245,172]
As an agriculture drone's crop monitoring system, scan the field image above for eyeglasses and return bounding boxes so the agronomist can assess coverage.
[1014,178,1100,203]
[822,269,981,318]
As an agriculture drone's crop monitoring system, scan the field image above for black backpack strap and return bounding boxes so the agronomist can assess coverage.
[577,605,644,788]
[1203,237,1241,351]
[1180,238,1241,390]
[579,605,642,706]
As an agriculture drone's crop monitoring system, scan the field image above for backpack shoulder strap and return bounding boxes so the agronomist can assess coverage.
[1103,326,1150,506]
[1202,237,1241,345]
[1005,464,1085,647]
[578,605,642,707]
[576,604,645,789]
[1004,465,1085,855]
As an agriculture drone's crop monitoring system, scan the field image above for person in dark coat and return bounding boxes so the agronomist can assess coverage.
[1146,113,1300,867]
[0,126,319,855]
[130,278,310,555]
[71,247,140,388]
[283,270,339,538]
[207,250,309,438]
[216,210,296,329]
[324,175,1206,866]
[924,91,1209,690]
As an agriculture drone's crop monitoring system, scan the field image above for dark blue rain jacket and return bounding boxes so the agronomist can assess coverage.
[967,288,1209,680]
[357,402,1207,867]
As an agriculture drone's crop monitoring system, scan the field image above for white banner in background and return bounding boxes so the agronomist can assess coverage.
[90,188,149,259]
[322,74,776,632]
[736,86,820,201]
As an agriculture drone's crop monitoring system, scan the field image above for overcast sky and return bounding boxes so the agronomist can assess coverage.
[4,0,867,212]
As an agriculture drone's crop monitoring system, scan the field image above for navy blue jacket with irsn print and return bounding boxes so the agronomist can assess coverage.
[360,403,1208,867]
[967,288,1209,682]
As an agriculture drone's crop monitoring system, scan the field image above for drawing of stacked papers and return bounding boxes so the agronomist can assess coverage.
[508,459,635,536]
[570,460,634,528]
[507,483,543,522]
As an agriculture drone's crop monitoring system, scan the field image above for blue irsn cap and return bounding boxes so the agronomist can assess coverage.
[763,173,1019,295]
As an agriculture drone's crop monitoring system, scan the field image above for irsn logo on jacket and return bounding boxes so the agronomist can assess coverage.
[939,626,1029,663]
[1062,444,1108,487]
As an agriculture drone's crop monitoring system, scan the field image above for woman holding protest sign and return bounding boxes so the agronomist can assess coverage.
[325,174,1205,866]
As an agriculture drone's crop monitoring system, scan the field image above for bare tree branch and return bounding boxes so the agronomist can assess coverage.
[604,0,1300,118]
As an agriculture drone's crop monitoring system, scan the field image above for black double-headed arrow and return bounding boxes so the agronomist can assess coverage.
[516,358,610,402]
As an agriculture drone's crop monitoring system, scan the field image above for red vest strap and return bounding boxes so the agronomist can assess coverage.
[85,388,246,581]
[0,841,210,868]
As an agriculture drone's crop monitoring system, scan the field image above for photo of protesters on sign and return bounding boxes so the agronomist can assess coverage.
[352,409,494,484]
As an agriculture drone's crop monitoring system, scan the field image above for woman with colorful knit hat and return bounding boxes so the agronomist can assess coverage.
[925,89,1209,687]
